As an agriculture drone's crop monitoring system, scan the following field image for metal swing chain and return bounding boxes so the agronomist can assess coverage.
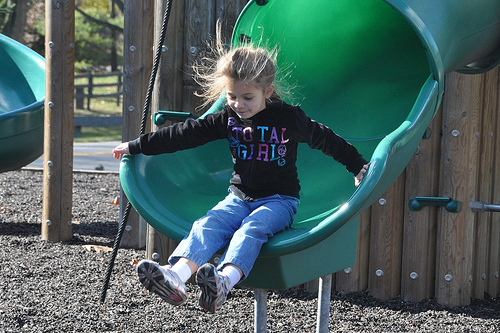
[100,0,173,304]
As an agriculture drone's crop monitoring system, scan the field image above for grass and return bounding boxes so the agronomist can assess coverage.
[74,73,123,142]
[74,126,122,143]
[75,96,122,117]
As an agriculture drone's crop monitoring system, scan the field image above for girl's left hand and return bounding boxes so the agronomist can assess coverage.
[354,164,369,187]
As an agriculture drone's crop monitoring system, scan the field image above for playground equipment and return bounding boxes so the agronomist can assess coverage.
[0,34,45,173]
[119,0,500,291]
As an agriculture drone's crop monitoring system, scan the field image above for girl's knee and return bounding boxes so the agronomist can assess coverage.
[238,219,273,241]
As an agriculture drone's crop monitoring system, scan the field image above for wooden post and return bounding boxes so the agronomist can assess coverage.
[42,0,75,242]
[182,0,215,113]
[144,0,185,265]
[182,0,248,115]
[120,0,154,248]
[87,74,93,110]
[436,72,482,306]
[488,67,500,297]
[368,173,405,300]
[335,209,371,294]
[400,105,443,302]
[154,0,185,115]
[472,70,498,299]
[217,0,249,36]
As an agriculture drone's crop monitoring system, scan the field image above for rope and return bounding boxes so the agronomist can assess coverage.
[100,203,132,303]
[100,0,173,304]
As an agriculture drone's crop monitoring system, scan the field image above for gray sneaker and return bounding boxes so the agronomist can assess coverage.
[196,263,230,314]
[137,259,187,306]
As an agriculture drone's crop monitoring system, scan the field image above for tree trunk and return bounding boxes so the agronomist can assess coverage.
[3,0,31,43]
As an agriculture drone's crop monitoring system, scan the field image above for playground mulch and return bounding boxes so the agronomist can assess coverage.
[1,169,500,332]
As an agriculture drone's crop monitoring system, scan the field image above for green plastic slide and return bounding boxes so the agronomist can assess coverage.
[120,0,500,289]
[0,34,45,173]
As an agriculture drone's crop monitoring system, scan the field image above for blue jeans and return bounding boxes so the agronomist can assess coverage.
[169,190,300,277]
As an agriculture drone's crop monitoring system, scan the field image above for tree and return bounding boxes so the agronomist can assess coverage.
[74,4,124,71]
[0,0,11,31]
[2,0,124,71]
[0,0,27,42]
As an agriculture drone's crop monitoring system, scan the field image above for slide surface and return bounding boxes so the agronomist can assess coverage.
[120,0,500,289]
[0,34,45,172]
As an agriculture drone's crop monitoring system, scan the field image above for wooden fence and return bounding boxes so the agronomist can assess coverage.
[74,71,123,110]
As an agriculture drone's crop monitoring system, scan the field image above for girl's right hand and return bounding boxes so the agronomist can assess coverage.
[112,142,130,159]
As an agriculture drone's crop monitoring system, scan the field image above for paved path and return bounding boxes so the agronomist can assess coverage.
[26,141,122,172]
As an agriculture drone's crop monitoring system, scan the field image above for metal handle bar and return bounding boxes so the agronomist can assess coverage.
[470,201,500,213]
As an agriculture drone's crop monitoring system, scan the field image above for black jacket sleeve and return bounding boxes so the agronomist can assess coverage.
[291,107,368,175]
[128,111,227,155]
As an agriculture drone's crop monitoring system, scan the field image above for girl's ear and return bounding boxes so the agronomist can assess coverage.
[265,84,275,99]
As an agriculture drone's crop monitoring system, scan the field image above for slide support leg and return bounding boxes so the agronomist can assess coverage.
[316,274,332,333]
[254,288,268,333]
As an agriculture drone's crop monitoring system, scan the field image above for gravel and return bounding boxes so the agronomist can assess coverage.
[1,169,499,332]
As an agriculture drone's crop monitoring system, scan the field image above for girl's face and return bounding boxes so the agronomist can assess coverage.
[226,80,274,119]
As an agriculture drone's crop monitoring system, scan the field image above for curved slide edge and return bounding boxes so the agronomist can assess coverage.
[0,34,45,173]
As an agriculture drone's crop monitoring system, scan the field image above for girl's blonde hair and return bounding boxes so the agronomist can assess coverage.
[193,33,294,110]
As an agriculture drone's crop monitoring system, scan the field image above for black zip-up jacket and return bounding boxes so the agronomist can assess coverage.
[128,101,368,199]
